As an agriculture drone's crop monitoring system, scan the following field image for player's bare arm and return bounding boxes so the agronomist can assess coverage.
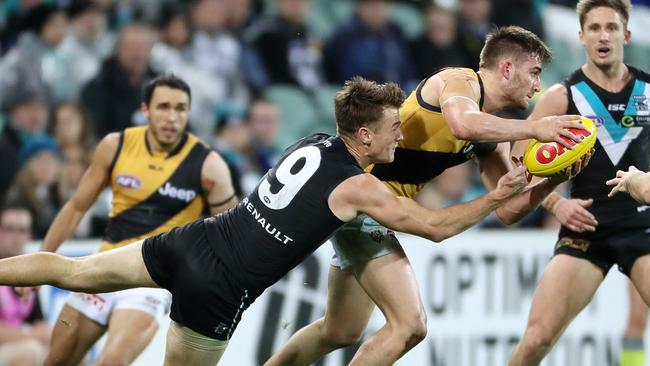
[477,141,591,224]
[607,166,650,204]
[438,73,582,147]
[40,133,120,253]
[201,151,238,215]
[329,169,529,243]
[521,83,598,232]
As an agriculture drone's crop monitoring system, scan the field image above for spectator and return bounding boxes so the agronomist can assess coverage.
[245,98,279,176]
[492,0,544,38]
[0,4,68,107]
[56,0,114,102]
[324,0,416,87]
[6,136,63,239]
[151,1,226,141]
[457,0,493,69]
[51,102,95,153]
[249,0,325,91]
[410,4,466,79]
[191,0,249,107]
[80,23,157,137]
[0,90,49,202]
[0,202,50,366]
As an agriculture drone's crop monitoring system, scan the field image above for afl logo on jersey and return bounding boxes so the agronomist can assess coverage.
[115,175,141,189]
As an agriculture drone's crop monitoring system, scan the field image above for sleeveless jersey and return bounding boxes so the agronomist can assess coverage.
[205,133,364,298]
[102,126,211,251]
[370,68,497,198]
[563,66,650,227]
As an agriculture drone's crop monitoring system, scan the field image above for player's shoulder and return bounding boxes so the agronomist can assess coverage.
[628,65,650,82]
[542,83,569,98]
[97,132,122,153]
[436,67,478,83]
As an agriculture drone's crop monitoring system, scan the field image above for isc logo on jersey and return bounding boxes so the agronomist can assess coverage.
[158,182,196,202]
[115,175,141,189]
[608,104,626,111]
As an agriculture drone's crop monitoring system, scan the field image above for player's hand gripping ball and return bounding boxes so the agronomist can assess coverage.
[523,116,597,177]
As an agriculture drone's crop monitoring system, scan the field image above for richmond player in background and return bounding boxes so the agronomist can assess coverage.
[508,0,650,365]
[19,75,236,365]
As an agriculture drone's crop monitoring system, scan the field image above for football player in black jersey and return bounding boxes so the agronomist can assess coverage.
[509,0,650,365]
[0,77,531,365]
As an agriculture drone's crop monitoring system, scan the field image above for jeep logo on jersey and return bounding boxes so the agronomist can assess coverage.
[158,182,197,202]
[115,175,141,189]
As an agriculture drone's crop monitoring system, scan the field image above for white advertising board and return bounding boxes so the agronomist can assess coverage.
[33,230,634,365]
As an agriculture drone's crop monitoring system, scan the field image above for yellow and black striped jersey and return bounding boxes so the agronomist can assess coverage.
[100,126,210,251]
[370,68,497,198]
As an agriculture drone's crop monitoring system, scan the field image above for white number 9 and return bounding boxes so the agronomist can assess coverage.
[258,146,321,210]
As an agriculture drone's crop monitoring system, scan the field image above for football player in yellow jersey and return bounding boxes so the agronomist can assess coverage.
[18,75,236,365]
[266,26,592,366]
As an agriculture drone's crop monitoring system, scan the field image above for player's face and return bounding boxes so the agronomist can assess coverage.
[143,86,190,147]
[505,53,542,110]
[367,107,403,164]
[579,6,630,70]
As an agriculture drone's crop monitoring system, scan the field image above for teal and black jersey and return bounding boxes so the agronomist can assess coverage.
[563,65,650,227]
[205,134,364,298]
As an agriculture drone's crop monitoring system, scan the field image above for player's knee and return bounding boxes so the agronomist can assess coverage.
[44,354,70,366]
[59,257,93,291]
[321,322,364,348]
[521,325,556,356]
[394,310,427,348]
[95,355,131,366]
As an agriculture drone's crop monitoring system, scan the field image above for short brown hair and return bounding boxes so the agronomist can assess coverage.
[334,77,406,135]
[479,26,552,69]
[576,0,630,29]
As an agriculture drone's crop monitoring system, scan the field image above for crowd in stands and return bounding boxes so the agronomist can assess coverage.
[0,0,649,241]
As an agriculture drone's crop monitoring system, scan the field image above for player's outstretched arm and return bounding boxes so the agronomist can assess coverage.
[478,143,594,225]
[607,166,650,204]
[40,133,119,253]
[329,168,530,243]
[201,151,238,215]
[440,77,583,148]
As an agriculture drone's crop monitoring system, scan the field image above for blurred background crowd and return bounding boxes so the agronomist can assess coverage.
[0,0,649,242]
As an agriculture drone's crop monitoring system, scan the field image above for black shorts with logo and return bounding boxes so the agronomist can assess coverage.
[555,225,650,276]
[141,218,247,341]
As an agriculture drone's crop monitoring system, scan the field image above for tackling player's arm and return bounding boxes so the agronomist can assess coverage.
[329,168,529,243]
[477,142,578,225]
[519,84,598,232]
[201,151,238,215]
[40,133,119,253]
[437,71,582,148]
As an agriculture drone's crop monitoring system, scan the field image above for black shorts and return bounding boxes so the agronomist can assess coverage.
[141,219,248,341]
[554,225,650,276]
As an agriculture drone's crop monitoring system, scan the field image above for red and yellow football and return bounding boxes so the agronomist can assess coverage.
[523,116,597,177]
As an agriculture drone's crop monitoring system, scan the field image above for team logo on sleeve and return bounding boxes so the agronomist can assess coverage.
[115,175,141,189]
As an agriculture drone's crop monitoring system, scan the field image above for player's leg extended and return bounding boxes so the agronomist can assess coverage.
[508,254,604,366]
[347,249,427,366]
[625,254,650,366]
[264,265,375,366]
[163,321,228,366]
[94,309,159,365]
[619,280,647,366]
[45,305,105,366]
[0,240,157,292]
